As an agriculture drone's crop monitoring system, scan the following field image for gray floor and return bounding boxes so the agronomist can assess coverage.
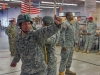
[0,30,100,75]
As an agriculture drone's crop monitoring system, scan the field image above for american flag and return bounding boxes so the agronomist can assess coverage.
[21,0,40,14]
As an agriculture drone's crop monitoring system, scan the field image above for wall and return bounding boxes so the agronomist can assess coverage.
[0,4,89,27]
[0,7,59,27]
[0,7,21,27]
[61,4,91,17]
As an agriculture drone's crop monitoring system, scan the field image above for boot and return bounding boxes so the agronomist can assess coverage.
[75,47,79,52]
[59,72,64,75]
[87,50,90,54]
[97,51,100,55]
[82,50,87,53]
[56,44,60,46]
[65,69,76,75]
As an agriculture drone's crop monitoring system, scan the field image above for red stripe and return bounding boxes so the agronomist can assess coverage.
[21,3,40,14]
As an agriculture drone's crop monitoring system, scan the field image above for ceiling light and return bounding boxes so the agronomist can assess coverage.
[0,3,8,5]
[80,0,100,3]
[41,1,77,6]
[0,6,10,8]
[57,3,77,6]
[4,0,10,1]
[11,0,23,3]
[39,9,42,10]
[39,6,59,8]
[41,1,54,4]
[96,1,100,3]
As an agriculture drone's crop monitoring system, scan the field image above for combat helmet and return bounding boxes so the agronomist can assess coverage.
[42,16,54,26]
[17,14,33,26]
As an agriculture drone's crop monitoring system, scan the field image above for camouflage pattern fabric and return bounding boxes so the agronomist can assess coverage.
[5,25,17,55]
[84,22,97,51]
[59,20,75,72]
[12,14,61,75]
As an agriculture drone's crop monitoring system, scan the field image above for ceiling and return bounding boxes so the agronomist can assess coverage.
[0,0,99,9]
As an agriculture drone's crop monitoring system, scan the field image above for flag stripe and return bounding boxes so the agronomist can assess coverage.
[21,3,40,14]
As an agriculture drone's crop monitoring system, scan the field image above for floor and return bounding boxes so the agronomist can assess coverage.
[0,30,100,75]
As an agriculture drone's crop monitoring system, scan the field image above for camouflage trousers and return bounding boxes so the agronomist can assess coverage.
[99,37,100,51]
[20,69,47,75]
[84,35,95,51]
[9,39,16,55]
[47,56,57,75]
[59,47,74,72]
[75,34,80,44]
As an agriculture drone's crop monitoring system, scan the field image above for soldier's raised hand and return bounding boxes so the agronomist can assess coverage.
[54,15,62,26]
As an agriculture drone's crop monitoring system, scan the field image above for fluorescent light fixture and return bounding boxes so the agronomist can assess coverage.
[0,6,10,8]
[80,0,100,3]
[57,3,77,6]
[4,0,23,3]
[96,1,100,3]
[39,9,42,10]
[80,0,85,1]
[59,13,65,16]
[41,1,77,6]
[39,6,59,8]
[4,0,10,1]
[41,1,54,4]
[11,0,23,3]
[0,3,8,5]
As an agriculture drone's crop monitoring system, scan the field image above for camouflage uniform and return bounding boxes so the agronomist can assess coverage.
[12,14,61,75]
[74,21,80,44]
[5,25,17,56]
[84,22,97,51]
[15,25,20,33]
[59,20,75,72]
[45,34,58,75]
[32,22,36,30]
[43,16,59,75]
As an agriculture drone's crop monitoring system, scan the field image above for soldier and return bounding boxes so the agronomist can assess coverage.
[97,38,100,55]
[59,12,76,75]
[32,18,36,30]
[74,16,81,52]
[42,16,59,75]
[13,18,20,33]
[5,20,17,56]
[10,14,62,75]
[82,17,97,54]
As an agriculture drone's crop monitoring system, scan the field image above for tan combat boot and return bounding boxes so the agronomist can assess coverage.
[65,69,76,75]
[75,47,79,52]
[87,50,90,54]
[97,51,100,55]
[82,50,87,53]
[59,72,64,75]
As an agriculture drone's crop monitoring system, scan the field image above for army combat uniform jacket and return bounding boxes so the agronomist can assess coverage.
[12,24,60,75]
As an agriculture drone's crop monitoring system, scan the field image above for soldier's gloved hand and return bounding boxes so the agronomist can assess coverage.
[62,47,66,51]
[10,62,17,67]
[54,15,62,26]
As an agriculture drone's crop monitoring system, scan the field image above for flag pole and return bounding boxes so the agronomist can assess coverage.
[29,0,31,14]
[54,2,56,16]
